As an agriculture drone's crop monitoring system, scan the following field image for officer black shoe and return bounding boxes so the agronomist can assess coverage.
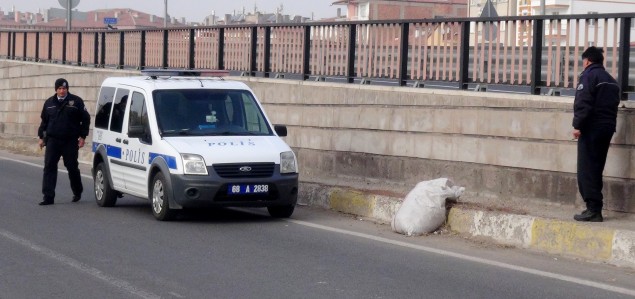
[72,195,81,202]
[39,200,54,206]
[574,210,603,222]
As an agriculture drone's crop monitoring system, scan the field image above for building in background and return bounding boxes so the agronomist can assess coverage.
[331,0,468,21]
[0,7,179,29]
[204,5,312,25]
[468,0,635,46]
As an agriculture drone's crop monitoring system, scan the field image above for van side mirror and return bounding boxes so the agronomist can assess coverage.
[128,125,145,138]
[274,124,287,137]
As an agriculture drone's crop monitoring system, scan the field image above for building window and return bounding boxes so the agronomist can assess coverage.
[358,3,369,20]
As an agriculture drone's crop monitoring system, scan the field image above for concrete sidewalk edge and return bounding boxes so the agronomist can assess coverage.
[299,181,635,269]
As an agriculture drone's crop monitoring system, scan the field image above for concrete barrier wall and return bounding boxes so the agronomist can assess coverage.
[1,60,634,213]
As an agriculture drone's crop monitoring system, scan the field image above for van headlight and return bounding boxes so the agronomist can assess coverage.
[181,154,208,175]
[280,151,298,174]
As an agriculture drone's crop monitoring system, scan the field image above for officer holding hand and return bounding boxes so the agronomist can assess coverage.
[37,78,91,205]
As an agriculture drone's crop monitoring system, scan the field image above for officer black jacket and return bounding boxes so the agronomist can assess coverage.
[38,93,91,140]
[572,63,620,131]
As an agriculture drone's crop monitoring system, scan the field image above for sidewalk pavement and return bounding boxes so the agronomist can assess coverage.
[2,138,634,270]
[299,179,635,270]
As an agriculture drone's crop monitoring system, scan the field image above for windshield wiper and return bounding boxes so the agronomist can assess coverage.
[162,129,191,136]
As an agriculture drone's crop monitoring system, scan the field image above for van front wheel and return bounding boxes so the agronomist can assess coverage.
[151,172,176,221]
[94,162,117,207]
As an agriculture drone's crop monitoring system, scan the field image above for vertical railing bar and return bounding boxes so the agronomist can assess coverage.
[250,26,257,76]
[140,31,146,70]
[301,26,309,79]
[531,19,544,95]
[617,17,631,99]
[265,26,272,78]
[459,21,470,89]
[47,32,52,62]
[398,22,409,86]
[6,31,11,59]
[10,32,15,60]
[347,24,357,83]
[119,31,125,69]
[218,28,224,70]
[35,32,40,62]
[100,32,105,67]
[188,28,195,70]
[22,32,27,61]
[62,32,67,64]
[77,32,82,66]
[162,29,168,68]
[93,32,99,66]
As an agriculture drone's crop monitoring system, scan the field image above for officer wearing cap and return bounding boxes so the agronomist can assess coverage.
[572,47,620,222]
[37,78,91,206]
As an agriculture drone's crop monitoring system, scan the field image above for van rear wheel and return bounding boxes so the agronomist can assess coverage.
[151,172,176,221]
[267,205,295,218]
[94,162,117,207]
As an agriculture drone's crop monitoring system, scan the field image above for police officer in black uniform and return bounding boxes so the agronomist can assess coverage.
[37,78,91,205]
[572,47,620,222]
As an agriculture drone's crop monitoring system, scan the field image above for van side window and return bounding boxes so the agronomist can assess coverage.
[110,88,130,133]
[128,92,151,144]
[94,86,116,129]
[242,93,268,133]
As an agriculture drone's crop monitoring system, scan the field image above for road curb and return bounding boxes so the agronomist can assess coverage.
[447,207,635,269]
[300,182,635,269]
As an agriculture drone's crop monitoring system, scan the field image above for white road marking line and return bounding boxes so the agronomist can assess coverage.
[0,156,92,179]
[287,219,635,297]
[0,229,161,299]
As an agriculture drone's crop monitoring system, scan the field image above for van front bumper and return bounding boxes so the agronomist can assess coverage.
[169,168,298,208]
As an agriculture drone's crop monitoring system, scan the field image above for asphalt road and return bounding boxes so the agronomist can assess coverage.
[1,151,635,299]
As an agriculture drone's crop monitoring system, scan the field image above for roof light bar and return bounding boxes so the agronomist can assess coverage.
[141,69,230,79]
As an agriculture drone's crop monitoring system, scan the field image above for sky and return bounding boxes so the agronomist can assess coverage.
[0,0,341,22]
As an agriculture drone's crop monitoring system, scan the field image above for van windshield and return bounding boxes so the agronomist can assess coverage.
[153,89,273,137]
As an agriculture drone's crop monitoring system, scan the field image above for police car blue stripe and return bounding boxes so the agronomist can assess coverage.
[106,145,122,159]
[149,153,177,170]
[92,142,122,159]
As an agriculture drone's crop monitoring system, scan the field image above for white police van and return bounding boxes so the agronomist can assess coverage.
[91,70,298,220]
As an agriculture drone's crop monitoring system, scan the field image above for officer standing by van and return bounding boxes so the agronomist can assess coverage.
[37,78,91,205]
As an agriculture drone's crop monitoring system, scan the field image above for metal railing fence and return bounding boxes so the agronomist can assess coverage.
[1,13,634,98]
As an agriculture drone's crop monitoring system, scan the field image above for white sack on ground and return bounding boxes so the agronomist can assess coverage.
[391,178,465,236]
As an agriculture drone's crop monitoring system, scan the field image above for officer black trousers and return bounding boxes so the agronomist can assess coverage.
[42,137,83,201]
[577,126,614,212]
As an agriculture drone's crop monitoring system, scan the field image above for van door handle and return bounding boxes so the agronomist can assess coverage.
[115,138,121,143]
[123,140,129,145]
